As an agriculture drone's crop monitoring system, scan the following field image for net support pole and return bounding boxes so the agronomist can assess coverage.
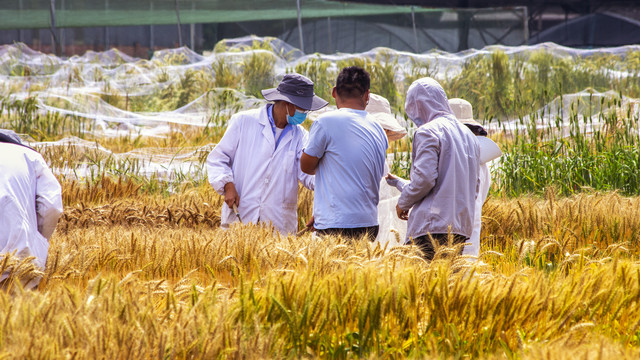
[150,1,154,53]
[175,0,183,47]
[296,0,304,53]
[59,0,65,56]
[411,6,418,52]
[327,17,332,53]
[522,6,529,44]
[49,0,59,56]
[190,2,195,50]
[458,10,471,51]
[105,0,110,50]
[18,0,24,43]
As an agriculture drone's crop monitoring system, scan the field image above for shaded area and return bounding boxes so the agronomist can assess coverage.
[530,12,640,48]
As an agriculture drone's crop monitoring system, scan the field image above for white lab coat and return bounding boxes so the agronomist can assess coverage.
[0,143,63,280]
[207,106,314,234]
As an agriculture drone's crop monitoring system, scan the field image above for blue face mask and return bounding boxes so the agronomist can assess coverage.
[286,106,307,125]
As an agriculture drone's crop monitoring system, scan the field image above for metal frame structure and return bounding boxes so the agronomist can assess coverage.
[339,0,640,41]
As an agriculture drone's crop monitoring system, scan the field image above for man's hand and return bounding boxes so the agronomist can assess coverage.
[296,216,315,236]
[396,204,409,220]
[224,182,240,208]
[305,216,315,231]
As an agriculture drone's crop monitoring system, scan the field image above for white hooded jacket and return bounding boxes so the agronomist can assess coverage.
[0,142,63,272]
[207,105,314,234]
[396,78,480,241]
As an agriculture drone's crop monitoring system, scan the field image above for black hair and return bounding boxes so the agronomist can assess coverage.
[335,66,370,99]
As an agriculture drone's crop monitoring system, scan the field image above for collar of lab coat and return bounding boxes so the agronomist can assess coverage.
[258,105,295,153]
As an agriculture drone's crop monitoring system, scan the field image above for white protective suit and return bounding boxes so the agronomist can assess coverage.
[207,105,314,234]
[393,78,480,241]
[0,142,63,283]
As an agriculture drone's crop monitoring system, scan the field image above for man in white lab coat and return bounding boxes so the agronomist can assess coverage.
[207,73,328,234]
[0,130,63,289]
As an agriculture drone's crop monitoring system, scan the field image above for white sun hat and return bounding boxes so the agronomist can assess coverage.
[448,98,502,164]
[366,93,407,142]
[448,98,483,128]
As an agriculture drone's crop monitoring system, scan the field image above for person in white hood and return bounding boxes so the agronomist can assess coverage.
[387,78,479,260]
[0,130,63,289]
[207,73,328,234]
[449,98,502,259]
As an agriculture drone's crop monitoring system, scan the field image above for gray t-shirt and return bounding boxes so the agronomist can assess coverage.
[304,108,388,229]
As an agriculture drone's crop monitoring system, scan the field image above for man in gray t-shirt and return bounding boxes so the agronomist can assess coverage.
[301,66,388,241]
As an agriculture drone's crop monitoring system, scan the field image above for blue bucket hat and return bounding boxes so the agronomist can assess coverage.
[261,73,328,111]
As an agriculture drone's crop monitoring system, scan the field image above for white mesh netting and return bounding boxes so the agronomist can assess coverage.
[1,36,640,184]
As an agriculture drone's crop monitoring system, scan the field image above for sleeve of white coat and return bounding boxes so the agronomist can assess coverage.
[397,130,440,211]
[297,129,314,190]
[207,115,242,195]
[34,154,63,240]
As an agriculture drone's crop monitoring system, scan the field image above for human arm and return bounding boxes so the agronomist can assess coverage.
[397,130,440,211]
[34,155,63,240]
[386,173,409,192]
[206,116,242,201]
[297,130,315,189]
[300,121,327,176]
[300,153,320,175]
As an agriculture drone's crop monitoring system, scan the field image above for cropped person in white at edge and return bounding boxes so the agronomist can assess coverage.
[364,94,408,246]
[206,73,328,234]
[448,98,502,259]
[0,129,63,289]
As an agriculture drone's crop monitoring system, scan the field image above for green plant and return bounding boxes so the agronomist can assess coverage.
[242,51,276,98]
[294,55,335,103]
[337,51,401,109]
[213,56,241,89]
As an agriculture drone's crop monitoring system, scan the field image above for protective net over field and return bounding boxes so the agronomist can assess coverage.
[34,136,213,188]
[2,37,640,184]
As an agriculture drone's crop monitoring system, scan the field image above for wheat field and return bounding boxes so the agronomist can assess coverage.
[0,179,638,359]
[3,41,640,358]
